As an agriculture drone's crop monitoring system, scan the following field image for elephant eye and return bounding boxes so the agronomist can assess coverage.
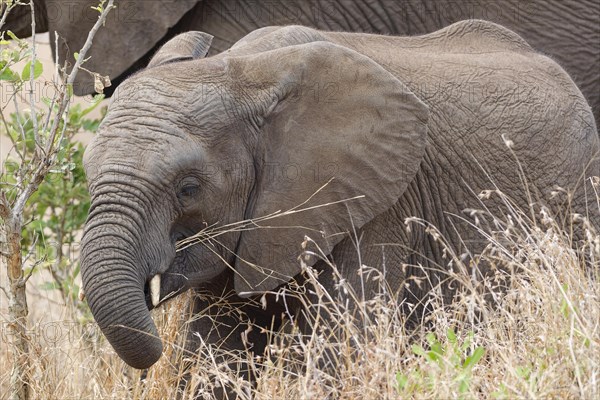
[178,184,199,199]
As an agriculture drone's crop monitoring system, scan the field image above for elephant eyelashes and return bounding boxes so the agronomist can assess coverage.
[178,185,200,199]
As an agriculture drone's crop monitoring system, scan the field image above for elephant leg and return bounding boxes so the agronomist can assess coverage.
[179,271,277,399]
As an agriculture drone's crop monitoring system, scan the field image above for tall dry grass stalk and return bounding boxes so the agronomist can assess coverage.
[1,187,598,399]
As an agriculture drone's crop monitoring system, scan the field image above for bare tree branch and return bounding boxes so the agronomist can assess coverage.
[28,0,40,156]
[0,0,20,32]
[11,0,115,217]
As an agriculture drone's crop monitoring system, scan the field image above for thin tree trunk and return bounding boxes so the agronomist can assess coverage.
[4,214,30,400]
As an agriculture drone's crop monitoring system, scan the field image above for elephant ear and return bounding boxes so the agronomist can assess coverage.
[147,31,213,68]
[47,0,199,95]
[228,42,429,296]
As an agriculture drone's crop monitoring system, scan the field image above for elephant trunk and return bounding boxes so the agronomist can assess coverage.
[80,211,163,369]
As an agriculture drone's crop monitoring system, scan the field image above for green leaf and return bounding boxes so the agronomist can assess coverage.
[21,59,43,80]
[6,30,20,41]
[82,119,101,133]
[74,52,79,61]
[10,49,22,62]
[447,328,457,344]
[412,345,426,357]
[458,377,469,394]
[427,350,441,363]
[430,341,444,358]
[0,61,19,81]
[426,332,437,346]
[461,332,474,352]
[463,347,485,370]
[395,372,408,392]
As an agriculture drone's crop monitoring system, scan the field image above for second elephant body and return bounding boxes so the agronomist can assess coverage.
[5,0,599,127]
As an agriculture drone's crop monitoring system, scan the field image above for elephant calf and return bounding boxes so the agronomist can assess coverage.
[80,20,599,378]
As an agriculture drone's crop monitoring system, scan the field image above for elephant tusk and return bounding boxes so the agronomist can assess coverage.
[150,274,161,307]
[78,287,85,301]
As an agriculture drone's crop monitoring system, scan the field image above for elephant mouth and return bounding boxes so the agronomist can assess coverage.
[144,274,178,310]
[142,232,232,311]
[143,252,189,311]
[143,272,187,311]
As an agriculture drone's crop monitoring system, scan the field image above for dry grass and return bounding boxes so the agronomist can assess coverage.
[1,189,599,400]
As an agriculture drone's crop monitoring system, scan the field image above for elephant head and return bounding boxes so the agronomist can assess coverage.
[80,31,429,369]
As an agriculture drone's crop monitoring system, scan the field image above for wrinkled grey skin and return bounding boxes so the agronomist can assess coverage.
[80,21,599,379]
[3,0,599,126]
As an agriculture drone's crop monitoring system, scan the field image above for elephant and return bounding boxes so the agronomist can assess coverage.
[3,0,599,127]
[79,19,599,384]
